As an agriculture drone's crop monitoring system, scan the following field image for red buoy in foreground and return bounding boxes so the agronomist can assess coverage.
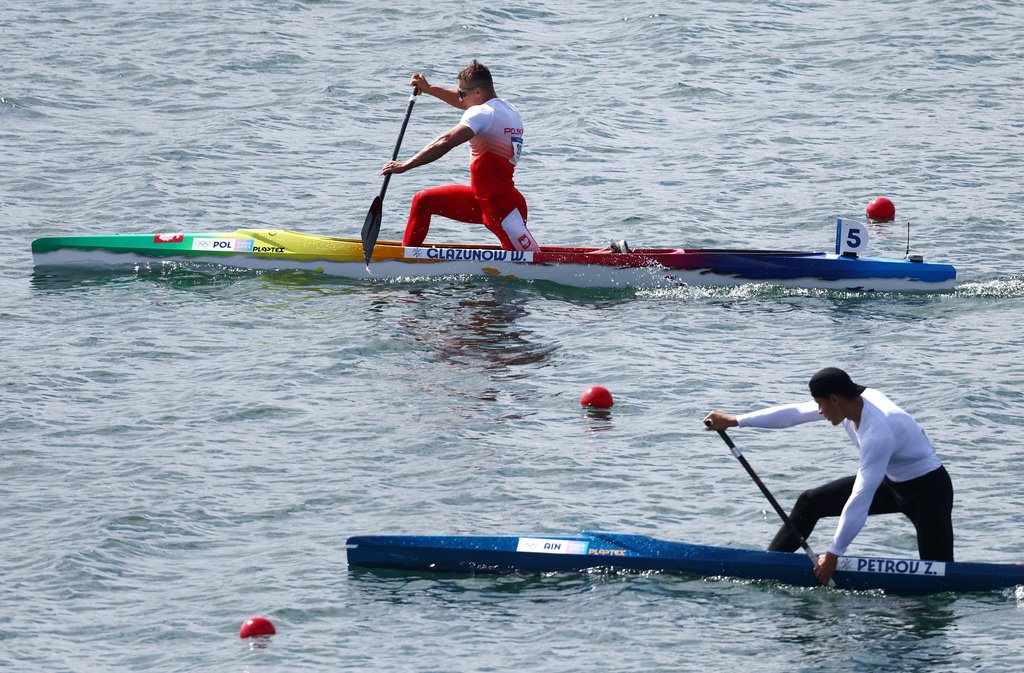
[240,616,276,639]
[580,385,613,409]
[866,196,895,221]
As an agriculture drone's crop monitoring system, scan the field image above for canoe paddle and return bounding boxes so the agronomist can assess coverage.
[705,422,835,587]
[361,89,419,269]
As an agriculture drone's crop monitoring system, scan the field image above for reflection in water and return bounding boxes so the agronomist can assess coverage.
[30,262,257,292]
[394,283,559,373]
[771,589,962,668]
[581,408,616,434]
[346,565,631,609]
[35,262,1024,303]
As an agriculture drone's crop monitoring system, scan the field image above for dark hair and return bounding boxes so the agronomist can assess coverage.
[458,59,494,91]
[808,367,866,399]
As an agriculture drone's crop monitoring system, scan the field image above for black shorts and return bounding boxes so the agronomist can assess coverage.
[768,465,954,561]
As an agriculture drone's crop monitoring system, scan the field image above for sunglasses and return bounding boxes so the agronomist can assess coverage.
[457,86,480,100]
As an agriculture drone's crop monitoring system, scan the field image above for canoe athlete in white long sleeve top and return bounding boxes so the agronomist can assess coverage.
[703,367,954,585]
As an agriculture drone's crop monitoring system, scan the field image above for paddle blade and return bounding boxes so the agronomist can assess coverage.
[361,195,383,266]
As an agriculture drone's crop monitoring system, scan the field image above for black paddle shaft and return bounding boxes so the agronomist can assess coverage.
[708,424,823,567]
[361,90,419,266]
[377,94,418,199]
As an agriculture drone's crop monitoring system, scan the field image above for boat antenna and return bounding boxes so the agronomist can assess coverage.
[905,220,911,259]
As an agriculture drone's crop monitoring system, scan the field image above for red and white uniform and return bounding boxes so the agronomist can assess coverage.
[402,98,539,251]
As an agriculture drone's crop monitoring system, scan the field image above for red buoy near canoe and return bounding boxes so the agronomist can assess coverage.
[239,616,276,638]
[581,385,613,409]
[866,196,896,221]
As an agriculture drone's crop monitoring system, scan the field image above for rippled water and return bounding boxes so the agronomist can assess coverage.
[3,1,1024,671]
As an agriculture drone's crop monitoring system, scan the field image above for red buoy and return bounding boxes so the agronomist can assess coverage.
[580,385,613,409]
[240,616,276,639]
[866,196,895,221]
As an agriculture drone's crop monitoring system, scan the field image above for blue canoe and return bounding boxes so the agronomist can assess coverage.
[345,531,1024,596]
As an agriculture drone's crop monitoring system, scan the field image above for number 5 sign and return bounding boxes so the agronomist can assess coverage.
[835,218,869,256]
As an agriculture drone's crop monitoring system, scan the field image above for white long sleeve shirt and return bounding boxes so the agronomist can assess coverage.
[736,389,942,556]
